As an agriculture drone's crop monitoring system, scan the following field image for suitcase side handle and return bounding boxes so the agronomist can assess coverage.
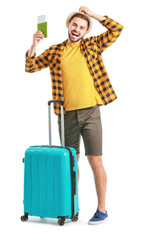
[48,100,65,147]
[73,171,77,195]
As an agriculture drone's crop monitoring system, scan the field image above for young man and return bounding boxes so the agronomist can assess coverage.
[25,6,123,224]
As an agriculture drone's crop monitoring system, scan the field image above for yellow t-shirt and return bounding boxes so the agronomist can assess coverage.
[61,43,103,111]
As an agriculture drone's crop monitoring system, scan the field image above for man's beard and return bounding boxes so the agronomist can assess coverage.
[68,32,83,43]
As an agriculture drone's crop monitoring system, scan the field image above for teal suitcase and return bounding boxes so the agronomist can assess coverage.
[21,100,79,226]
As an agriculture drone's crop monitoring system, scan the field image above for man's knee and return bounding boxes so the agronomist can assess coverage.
[87,155,103,169]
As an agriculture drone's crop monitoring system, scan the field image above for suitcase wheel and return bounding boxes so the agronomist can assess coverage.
[71,216,78,222]
[21,213,28,222]
[58,219,65,226]
[71,213,79,222]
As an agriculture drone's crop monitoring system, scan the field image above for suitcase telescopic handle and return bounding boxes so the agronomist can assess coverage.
[48,100,65,147]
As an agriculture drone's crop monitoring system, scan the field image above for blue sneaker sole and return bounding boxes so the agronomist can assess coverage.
[88,217,108,225]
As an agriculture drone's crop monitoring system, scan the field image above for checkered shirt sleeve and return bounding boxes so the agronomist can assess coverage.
[25,49,49,72]
[93,16,124,53]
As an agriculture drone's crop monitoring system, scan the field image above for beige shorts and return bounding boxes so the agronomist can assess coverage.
[58,105,102,156]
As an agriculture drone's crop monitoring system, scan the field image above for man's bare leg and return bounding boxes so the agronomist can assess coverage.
[87,155,107,213]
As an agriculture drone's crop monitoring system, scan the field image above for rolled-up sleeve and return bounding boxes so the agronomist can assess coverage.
[25,49,49,73]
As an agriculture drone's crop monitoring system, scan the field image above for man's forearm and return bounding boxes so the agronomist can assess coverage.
[28,45,36,58]
[91,13,107,22]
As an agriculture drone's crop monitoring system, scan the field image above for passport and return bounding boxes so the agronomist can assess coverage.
[37,15,47,38]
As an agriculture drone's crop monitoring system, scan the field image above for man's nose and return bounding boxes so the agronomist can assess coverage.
[74,26,80,32]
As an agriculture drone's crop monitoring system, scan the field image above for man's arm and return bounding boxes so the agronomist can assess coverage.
[25,31,49,73]
[95,17,123,53]
[79,6,124,52]
[28,31,44,57]
[25,49,49,73]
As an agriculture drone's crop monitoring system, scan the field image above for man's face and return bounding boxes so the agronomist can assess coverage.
[67,17,88,43]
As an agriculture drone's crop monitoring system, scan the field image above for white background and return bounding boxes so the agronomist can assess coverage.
[0,0,155,239]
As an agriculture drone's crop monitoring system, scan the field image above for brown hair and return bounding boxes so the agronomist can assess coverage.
[69,13,90,30]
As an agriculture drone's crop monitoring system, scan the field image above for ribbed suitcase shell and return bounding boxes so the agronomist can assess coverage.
[23,146,79,219]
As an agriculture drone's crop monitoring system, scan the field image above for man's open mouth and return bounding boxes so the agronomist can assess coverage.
[71,31,79,37]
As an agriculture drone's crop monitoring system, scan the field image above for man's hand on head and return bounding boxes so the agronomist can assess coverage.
[79,6,93,17]
[79,6,106,22]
